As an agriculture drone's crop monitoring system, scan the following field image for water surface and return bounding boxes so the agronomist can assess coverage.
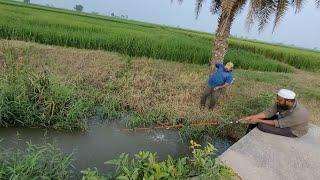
[0,121,233,173]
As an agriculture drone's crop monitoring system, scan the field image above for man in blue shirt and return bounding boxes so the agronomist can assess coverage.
[200,62,234,110]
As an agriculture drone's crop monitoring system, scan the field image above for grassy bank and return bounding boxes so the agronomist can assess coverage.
[0,45,94,130]
[4,0,320,72]
[0,142,74,179]
[1,40,319,139]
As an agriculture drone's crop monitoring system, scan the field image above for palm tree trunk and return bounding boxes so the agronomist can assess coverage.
[210,8,237,71]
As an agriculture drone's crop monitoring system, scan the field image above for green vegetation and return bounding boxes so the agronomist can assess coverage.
[2,0,319,72]
[1,0,319,179]
[229,39,320,72]
[0,143,74,179]
[82,141,234,180]
[0,45,93,131]
[2,40,319,138]
[225,49,293,72]
[0,39,319,179]
[0,140,234,180]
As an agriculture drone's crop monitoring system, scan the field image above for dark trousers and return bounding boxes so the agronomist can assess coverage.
[246,115,297,137]
[200,86,222,110]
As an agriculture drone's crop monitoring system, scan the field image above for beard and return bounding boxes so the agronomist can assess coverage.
[277,104,290,111]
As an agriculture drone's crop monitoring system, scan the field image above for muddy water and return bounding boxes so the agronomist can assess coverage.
[0,121,233,174]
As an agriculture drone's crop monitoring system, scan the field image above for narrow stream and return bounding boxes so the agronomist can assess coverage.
[0,121,233,174]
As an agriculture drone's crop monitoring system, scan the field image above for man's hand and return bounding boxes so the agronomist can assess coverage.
[214,83,230,91]
[240,116,261,124]
[213,86,220,91]
[240,116,252,124]
[210,64,216,72]
[249,117,260,124]
[210,86,221,93]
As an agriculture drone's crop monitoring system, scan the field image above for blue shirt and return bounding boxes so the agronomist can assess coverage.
[208,63,233,87]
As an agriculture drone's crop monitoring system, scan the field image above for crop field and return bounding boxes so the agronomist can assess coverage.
[1,1,320,179]
[1,0,319,73]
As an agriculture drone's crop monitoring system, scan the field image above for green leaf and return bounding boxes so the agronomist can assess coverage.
[116,176,129,180]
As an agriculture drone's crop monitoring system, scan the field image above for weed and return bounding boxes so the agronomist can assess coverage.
[0,142,74,179]
[98,141,235,180]
[0,46,92,130]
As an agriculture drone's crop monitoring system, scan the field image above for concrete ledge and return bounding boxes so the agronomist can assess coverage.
[218,124,320,180]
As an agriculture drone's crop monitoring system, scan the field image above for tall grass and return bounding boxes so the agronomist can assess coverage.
[0,46,93,130]
[225,49,293,72]
[0,0,312,73]
[229,39,320,72]
[0,142,74,179]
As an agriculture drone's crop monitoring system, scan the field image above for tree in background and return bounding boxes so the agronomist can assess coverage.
[176,0,319,71]
[74,4,83,12]
[23,0,30,3]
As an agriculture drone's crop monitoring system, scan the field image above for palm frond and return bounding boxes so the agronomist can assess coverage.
[272,0,290,32]
[316,0,320,8]
[294,0,304,13]
[246,0,263,31]
[195,0,206,19]
[246,0,309,32]
[210,0,222,14]
[233,0,248,15]
[246,0,275,32]
[257,0,276,32]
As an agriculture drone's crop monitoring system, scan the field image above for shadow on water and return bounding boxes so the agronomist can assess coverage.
[0,118,234,174]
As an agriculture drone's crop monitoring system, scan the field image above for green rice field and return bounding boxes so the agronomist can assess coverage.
[1,1,320,179]
[1,0,319,73]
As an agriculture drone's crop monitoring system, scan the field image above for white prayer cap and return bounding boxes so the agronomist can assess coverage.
[278,89,296,99]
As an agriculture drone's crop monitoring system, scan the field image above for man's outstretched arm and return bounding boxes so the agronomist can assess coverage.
[241,112,267,122]
[241,104,278,123]
[257,119,276,126]
[241,113,277,126]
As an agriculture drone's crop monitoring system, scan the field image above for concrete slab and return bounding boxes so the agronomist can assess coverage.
[218,124,320,180]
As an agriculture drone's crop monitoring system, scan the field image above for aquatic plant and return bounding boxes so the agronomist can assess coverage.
[0,143,74,179]
[96,140,235,180]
